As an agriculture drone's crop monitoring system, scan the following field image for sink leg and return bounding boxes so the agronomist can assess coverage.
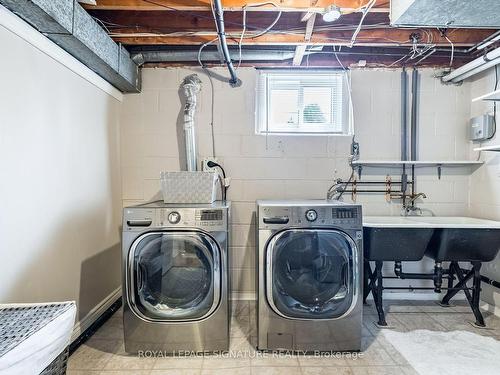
[374,261,387,326]
[471,262,485,328]
[363,259,371,304]
[441,262,473,305]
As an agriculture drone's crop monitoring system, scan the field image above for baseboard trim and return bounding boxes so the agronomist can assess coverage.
[71,287,122,342]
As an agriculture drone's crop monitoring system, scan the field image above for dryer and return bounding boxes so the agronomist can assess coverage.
[257,200,363,352]
[122,200,230,354]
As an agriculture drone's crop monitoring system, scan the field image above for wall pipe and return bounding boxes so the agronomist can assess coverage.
[442,46,500,83]
[401,69,409,206]
[213,0,241,87]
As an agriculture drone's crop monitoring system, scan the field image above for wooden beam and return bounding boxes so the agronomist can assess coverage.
[109,28,496,47]
[293,12,316,66]
[86,0,390,12]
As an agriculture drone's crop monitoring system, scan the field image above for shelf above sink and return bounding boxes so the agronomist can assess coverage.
[351,160,483,167]
[350,160,483,179]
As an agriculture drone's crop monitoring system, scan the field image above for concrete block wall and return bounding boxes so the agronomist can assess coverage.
[120,67,473,295]
[469,68,500,308]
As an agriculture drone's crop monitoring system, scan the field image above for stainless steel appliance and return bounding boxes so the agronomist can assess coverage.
[122,200,230,353]
[257,200,363,352]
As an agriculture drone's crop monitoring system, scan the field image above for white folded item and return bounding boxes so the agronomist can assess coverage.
[0,302,76,375]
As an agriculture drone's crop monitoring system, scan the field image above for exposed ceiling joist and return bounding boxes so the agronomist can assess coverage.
[86,0,390,12]
[293,12,316,66]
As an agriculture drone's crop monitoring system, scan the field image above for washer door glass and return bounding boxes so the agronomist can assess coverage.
[267,229,356,319]
[129,231,220,321]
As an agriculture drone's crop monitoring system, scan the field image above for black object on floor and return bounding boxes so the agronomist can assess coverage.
[69,298,122,356]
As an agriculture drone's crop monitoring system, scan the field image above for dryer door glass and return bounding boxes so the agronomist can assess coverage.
[267,229,356,319]
[130,231,221,321]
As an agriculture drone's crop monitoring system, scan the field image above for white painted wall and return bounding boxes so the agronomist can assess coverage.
[0,20,122,328]
[469,67,500,308]
[120,67,473,294]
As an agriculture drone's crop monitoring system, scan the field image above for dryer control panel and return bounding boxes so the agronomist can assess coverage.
[258,202,362,230]
[123,205,228,232]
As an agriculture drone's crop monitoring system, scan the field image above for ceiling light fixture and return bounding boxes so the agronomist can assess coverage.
[322,5,342,22]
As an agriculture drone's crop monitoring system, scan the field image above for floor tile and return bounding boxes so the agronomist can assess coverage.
[68,340,117,370]
[151,370,201,375]
[250,353,299,367]
[102,354,156,371]
[392,313,447,332]
[297,354,349,367]
[250,367,301,375]
[202,367,251,375]
[154,356,204,369]
[301,366,353,375]
[350,366,407,375]
[202,354,251,369]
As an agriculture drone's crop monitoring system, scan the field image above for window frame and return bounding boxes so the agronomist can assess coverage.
[255,69,352,136]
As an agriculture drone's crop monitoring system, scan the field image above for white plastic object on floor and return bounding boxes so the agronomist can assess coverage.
[0,302,76,375]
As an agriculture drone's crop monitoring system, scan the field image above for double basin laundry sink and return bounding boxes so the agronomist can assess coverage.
[363,216,500,262]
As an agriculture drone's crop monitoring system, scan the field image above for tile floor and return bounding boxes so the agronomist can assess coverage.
[68,300,500,375]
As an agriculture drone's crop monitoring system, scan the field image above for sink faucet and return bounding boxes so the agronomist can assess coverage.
[402,192,427,216]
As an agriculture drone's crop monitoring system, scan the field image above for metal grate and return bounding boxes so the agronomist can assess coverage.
[0,303,74,358]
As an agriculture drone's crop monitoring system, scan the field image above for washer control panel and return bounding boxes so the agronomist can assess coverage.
[259,203,362,230]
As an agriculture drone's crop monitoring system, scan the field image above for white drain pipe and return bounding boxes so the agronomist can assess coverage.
[181,74,202,171]
[442,46,500,83]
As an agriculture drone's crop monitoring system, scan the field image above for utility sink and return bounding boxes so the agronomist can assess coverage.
[363,216,500,262]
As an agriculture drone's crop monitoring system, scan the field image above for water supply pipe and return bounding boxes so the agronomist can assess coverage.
[181,74,202,171]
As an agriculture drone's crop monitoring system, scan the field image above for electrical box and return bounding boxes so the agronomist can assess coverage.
[470,114,495,141]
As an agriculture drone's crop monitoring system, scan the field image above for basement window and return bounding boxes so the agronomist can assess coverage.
[256,70,351,135]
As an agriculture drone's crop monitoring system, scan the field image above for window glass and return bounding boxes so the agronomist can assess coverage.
[256,70,351,135]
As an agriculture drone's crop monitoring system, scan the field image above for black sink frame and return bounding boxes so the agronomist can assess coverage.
[363,260,486,327]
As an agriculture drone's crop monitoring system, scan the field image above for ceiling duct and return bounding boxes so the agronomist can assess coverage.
[131,50,298,65]
[391,0,500,29]
[0,0,140,92]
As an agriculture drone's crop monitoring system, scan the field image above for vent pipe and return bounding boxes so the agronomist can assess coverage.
[181,74,202,171]
[213,0,241,87]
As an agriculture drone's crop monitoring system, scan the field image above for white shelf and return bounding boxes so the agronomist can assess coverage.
[474,145,500,152]
[351,160,484,167]
[472,89,500,102]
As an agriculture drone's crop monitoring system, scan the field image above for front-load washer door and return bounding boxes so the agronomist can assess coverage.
[266,229,358,320]
[127,230,221,322]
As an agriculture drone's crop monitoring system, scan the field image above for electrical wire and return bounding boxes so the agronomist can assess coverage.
[237,2,282,68]
[443,33,455,67]
[349,0,376,48]
[197,38,219,157]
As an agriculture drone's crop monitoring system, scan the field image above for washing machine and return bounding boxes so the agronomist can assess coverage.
[257,200,363,352]
[122,200,230,354]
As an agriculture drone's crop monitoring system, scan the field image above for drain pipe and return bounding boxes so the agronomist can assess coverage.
[181,74,202,171]
[212,0,241,87]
